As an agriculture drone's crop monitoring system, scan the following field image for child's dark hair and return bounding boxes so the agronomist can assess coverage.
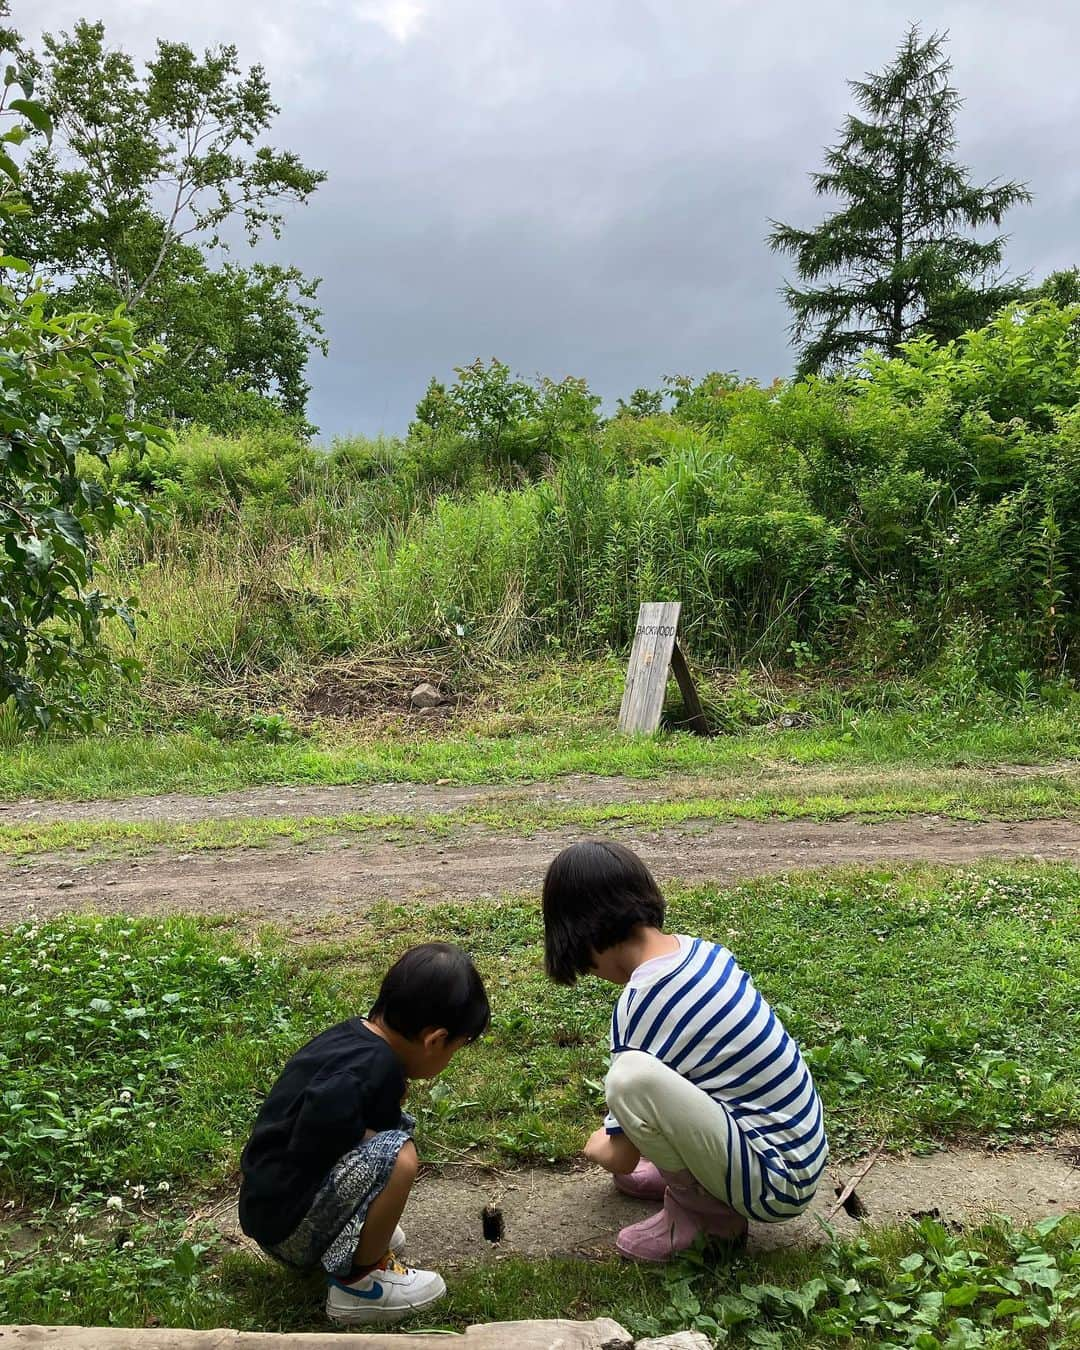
[542,840,666,985]
[370,942,490,1042]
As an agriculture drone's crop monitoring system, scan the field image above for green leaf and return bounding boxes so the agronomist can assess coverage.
[713,1295,759,1328]
[48,511,87,551]
[9,99,53,139]
[746,1330,784,1350]
[0,256,31,272]
[786,1279,829,1318]
[173,1241,197,1278]
[25,536,54,570]
[942,1283,981,1307]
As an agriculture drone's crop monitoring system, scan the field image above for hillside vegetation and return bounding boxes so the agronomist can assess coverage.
[66,303,1078,735]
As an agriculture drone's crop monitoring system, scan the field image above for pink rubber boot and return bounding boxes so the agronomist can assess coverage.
[616,1172,748,1262]
[613,1158,666,1201]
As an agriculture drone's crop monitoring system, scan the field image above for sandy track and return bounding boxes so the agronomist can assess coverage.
[2,814,1078,932]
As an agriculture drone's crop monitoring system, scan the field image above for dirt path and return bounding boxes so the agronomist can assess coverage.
[3,815,1079,933]
[6,763,1077,826]
[207,1143,1080,1267]
[4,769,1079,932]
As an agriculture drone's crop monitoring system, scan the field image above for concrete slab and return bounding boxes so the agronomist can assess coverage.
[0,1320,633,1349]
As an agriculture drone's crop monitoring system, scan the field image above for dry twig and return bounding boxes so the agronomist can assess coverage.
[826,1138,887,1222]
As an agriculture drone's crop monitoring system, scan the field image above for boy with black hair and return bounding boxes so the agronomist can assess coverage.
[239,942,489,1325]
[543,840,827,1262]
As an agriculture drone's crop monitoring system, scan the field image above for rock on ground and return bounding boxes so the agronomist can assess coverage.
[409,683,445,709]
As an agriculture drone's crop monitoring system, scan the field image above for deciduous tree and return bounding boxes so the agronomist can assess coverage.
[13,20,326,429]
[0,10,165,731]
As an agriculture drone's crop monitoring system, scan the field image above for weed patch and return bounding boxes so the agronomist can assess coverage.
[2,1211,1077,1344]
[0,918,338,1198]
[624,1216,1080,1347]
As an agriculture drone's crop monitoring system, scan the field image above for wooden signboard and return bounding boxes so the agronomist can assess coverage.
[619,601,709,736]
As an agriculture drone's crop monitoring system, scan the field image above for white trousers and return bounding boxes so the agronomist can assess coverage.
[605,1050,810,1223]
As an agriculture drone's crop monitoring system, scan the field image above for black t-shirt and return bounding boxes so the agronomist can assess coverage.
[238,1019,406,1246]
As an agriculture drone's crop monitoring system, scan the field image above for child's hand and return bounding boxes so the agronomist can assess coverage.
[584,1125,641,1175]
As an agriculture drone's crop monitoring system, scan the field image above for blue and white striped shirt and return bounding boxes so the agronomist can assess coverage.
[605,935,827,1213]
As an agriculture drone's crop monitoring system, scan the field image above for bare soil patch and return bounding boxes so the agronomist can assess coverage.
[208,1143,1080,1267]
[302,662,459,721]
[6,762,1077,824]
[2,773,665,826]
[2,814,1078,935]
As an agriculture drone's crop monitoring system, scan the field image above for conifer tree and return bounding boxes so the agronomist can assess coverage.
[769,28,1031,376]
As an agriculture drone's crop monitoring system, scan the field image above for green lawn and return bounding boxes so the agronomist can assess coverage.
[3,864,1077,1206]
[3,861,1078,1338]
[2,685,1077,801]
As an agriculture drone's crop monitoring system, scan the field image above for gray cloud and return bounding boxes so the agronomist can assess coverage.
[23,0,1080,438]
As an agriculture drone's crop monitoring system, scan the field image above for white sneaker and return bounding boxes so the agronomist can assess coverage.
[390,1223,406,1254]
[326,1256,446,1326]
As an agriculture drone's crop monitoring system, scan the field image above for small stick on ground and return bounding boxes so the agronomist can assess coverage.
[826,1139,887,1222]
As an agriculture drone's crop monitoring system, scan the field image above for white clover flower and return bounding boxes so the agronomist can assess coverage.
[131,1184,146,1201]
[157,1181,170,1193]
[105,1195,123,1212]
[72,1233,87,1248]
[122,1241,134,1250]
[118,1090,133,1105]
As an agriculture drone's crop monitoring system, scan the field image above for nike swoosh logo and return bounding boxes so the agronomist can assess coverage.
[346,1280,384,1301]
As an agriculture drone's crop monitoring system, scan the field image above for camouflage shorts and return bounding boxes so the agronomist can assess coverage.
[263,1123,413,1277]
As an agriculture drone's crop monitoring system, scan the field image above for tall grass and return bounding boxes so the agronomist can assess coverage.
[98,433,827,694]
[85,301,1080,723]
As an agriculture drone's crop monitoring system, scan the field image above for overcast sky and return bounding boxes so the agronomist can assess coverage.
[22,0,1080,440]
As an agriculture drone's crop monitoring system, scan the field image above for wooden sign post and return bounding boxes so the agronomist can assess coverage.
[618,601,709,736]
